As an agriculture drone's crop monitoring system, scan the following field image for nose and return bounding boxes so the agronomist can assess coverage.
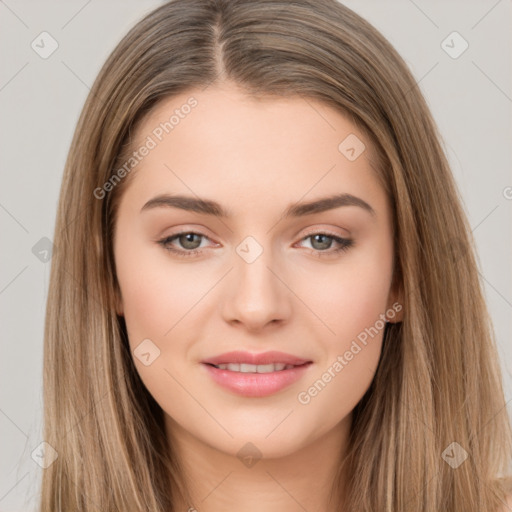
[221,245,292,332]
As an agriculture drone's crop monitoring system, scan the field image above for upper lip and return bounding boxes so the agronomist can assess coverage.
[202,351,312,366]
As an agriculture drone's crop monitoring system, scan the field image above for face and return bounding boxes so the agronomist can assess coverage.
[113,81,402,460]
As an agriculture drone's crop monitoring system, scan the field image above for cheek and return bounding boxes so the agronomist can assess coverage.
[296,284,389,430]
[294,235,393,409]
[303,234,394,347]
[114,239,206,414]
[322,268,391,347]
[118,270,189,345]
[115,232,209,347]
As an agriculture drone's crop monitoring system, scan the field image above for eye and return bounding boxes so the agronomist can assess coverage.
[157,231,214,258]
[297,231,354,257]
[157,230,354,259]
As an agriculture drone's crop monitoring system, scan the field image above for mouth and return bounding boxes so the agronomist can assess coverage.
[203,362,310,373]
[201,350,312,367]
[200,351,313,397]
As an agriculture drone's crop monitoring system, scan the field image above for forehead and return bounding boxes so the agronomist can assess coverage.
[135,84,371,161]
[121,83,386,218]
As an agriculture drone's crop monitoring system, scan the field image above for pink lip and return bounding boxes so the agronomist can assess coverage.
[201,362,313,397]
[201,350,311,366]
[200,351,313,397]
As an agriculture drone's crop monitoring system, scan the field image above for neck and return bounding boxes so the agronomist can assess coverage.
[165,413,351,512]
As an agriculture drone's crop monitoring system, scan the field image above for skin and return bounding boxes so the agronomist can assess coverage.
[113,81,403,512]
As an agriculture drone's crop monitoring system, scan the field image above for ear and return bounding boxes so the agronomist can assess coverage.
[114,284,124,316]
[386,277,404,324]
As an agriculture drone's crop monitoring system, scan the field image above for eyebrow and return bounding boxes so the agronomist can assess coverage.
[140,192,376,218]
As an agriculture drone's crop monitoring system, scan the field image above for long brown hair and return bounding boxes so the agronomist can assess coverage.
[41,0,512,510]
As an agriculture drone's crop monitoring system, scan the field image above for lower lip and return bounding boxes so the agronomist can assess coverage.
[201,362,313,397]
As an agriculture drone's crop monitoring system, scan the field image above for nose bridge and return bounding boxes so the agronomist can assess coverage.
[221,234,291,329]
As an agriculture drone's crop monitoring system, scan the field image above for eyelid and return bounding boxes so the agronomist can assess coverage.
[298,225,350,239]
[156,224,216,239]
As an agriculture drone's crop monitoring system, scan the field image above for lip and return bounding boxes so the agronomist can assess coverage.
[201,350,311,366]
[201,362,313,397]
[200,351,313,398]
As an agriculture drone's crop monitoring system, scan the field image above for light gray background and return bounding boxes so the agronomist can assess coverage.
[1,1,511,510]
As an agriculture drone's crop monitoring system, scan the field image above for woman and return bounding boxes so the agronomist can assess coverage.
[41,0,512,510]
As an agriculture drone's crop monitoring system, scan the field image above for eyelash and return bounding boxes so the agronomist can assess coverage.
[157,230,354,259]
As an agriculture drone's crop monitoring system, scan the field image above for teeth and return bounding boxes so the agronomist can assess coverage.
[214,363,295,373]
